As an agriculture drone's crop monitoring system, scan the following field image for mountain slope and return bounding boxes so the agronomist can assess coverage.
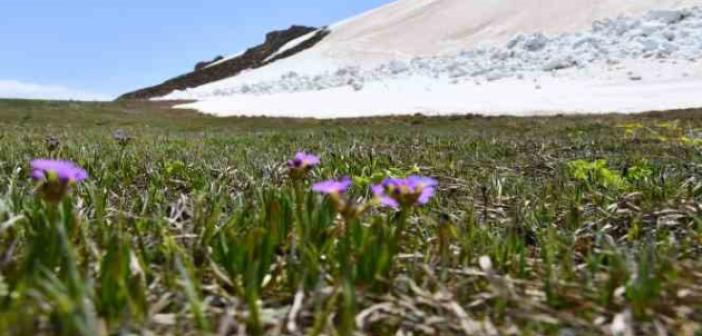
[297,0,702,64]
[118,25,327,100]
[123,0,702,118]
[155,0,702,86]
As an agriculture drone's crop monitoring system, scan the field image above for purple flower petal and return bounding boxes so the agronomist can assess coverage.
[382,178,401,188]
[371,184,385,197]
[31,169,47,181]
[73,168,88,182]
[417,187,435,204]
[407,175,438,189]
[312,177,352,195]
[379,196,400,209]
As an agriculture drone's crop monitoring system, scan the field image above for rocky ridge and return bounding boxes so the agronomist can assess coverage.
[118,25,328,100]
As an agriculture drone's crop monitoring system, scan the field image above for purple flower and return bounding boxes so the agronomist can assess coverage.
[287,152,320,179]
[30,159,87,202]
[372,175,438,209]
[313,177,367,219]
[287,152,320,170]
[312,177,352,195]
[31,159,88,183]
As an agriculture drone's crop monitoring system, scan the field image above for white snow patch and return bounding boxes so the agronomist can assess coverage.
[203,51,244,69]
[263,30,321,63]
[173,60,702,119]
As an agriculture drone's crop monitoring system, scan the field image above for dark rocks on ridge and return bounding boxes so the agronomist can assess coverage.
[118,25,329,100]
[194,55,224,71]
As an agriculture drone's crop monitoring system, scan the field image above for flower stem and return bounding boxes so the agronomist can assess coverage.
[290,180,306,287]
[393,207,410,249]
[338,218,355,336]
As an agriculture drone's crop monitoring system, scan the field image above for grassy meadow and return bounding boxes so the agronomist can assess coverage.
[0,99,701,335]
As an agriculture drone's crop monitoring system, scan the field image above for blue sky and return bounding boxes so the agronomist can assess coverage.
[0,0,390,99]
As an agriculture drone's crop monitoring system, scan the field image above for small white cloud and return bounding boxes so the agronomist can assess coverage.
[0,80,111,101]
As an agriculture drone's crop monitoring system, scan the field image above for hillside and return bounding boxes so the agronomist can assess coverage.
[122,0,702,118]
[117,25,328,100]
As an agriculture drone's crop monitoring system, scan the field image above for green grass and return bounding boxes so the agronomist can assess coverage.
[0,99,701,335]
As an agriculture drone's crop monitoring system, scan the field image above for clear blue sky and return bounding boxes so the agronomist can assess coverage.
[0,0,390,99]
